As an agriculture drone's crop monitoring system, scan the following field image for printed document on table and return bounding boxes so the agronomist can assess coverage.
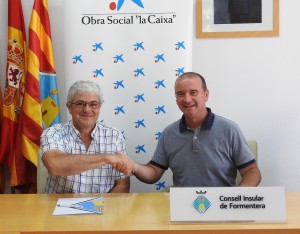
[53,197,104,215]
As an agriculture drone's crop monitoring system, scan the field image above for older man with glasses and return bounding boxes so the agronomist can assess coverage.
[40,80,131,193]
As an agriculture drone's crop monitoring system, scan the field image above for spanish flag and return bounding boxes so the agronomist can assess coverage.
[0,0,36,187]
[20,0,61,170]
[0,87,2,138]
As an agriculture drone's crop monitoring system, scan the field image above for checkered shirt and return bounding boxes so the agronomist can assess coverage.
[40,120,127,193]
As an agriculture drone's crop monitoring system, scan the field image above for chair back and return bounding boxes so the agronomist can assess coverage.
[37,150,48,193]
[236,140,258,184]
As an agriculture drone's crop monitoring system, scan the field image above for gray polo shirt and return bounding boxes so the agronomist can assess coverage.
[149,108,255,187]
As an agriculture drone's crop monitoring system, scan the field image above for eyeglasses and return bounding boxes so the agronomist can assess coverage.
[69,101,101,109]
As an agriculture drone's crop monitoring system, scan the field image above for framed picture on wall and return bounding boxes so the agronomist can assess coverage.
[196,0,279,38]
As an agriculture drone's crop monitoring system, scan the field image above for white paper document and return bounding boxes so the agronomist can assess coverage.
[53,197,104,215]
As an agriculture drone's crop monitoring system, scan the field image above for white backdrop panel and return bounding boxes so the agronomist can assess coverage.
[63,0,193,192]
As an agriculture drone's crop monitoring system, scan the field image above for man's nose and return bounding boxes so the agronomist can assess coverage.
[83,104,93,111]
[183,94,192,102]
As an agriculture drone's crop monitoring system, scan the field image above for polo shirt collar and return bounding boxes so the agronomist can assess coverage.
[179,107,215,132]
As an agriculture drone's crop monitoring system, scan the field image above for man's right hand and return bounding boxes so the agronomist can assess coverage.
[109,152,135,175]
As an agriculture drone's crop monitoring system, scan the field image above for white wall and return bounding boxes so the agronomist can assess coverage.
[1,0,299,191]
[193,0,300,191]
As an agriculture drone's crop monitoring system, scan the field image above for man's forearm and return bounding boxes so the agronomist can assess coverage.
[132,163,163,184]
[110,177,130,193]
[43,151,113,176]
[238,166,261,187]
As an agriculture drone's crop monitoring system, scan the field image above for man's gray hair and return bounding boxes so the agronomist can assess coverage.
[67,80,104,105]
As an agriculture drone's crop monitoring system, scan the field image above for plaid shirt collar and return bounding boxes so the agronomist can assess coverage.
[68,120,100,141]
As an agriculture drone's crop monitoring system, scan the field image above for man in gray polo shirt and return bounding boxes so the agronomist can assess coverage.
[115,72,261,187]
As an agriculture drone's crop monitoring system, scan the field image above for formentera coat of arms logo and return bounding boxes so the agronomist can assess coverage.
[193,194,212,214]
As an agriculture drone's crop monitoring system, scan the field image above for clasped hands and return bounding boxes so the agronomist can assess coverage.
[109,152,135,175]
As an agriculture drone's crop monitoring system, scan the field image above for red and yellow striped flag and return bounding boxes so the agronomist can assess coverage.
[0,0,36,187]
[20,0,60,168]
[0,86,4,193]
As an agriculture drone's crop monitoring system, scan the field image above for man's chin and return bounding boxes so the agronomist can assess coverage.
[79,120,96,127]
[183,107,195,112]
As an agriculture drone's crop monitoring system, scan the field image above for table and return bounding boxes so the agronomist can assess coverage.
[0,192,300,234]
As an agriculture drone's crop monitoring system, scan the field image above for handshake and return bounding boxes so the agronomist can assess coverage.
[108,152,135,175]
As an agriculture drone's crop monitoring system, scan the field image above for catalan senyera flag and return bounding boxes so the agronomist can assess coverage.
[0,86,4,193]
[0,0,36,187]
[20,0,61,168]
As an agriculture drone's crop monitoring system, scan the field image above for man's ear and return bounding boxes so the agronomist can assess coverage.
[66,102,72,112]
[205,89,209,102]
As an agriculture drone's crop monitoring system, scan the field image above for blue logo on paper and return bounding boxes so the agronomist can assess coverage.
[155,131,162,140]
[155,105,166,114]
[154,80,166,89]
[134,42,145,51]
[175,41,186,50]
[134,68,145,77]
[193,195,211,214]
[135,119,146,128]
[113,54,124,63]
[114,80,125,89]
[114,106,125,115]
[134,93,145,103]
[135,144,146,154]
[155,181,166,190]
[72,55,83,64]
[93,68,104,78]
[109,0,144,11]
[175,67,185,76]
[92,42,104,51]
[154,53,165,63]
